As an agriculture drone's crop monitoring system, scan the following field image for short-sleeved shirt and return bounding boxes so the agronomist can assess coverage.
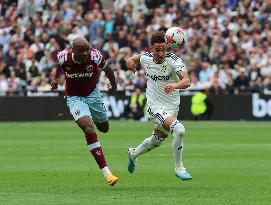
[57,48,107,96]
[140,52,187,109]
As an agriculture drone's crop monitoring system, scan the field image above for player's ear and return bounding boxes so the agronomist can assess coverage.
[150,45,154,52]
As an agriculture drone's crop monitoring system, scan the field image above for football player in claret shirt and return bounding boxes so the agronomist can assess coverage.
[51,37,118,186]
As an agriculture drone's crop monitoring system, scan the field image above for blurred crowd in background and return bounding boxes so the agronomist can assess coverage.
[0,0,271,96]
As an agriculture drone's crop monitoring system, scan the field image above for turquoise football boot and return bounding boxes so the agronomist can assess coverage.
[127,148,137,173]
[175,169,192,180]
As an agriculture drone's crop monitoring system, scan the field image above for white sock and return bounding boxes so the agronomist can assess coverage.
[101,166,111,177]
[132,134,163,158]
[171,121,185,172]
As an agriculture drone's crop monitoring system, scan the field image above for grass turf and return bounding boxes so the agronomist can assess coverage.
[0,120,270,205]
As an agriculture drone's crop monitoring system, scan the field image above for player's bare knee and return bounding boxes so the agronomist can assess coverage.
[82,124,95,136]
[97,126,109,133]
[95,121,109,133]
[170,120,185,137]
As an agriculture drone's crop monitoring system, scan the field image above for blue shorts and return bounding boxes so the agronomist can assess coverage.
[66,88,108,123]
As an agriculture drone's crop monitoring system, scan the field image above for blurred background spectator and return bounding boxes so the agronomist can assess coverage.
[191,89,214,120]
[0,0,271,96]
[129,87,147,121]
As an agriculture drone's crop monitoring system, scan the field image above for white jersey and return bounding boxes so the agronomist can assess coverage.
[140,52,187,109]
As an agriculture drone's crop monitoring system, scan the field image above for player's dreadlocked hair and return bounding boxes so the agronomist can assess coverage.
[151,31,165,45]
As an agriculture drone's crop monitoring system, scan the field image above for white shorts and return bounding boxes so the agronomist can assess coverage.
[147,106,179,134]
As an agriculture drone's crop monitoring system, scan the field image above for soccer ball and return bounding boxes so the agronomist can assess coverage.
[165,27,186,49]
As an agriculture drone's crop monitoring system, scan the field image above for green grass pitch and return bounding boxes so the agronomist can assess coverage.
[0,120,270,205]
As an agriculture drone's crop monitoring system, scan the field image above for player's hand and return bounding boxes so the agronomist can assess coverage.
[126,57,136,73]
[51,79,58,92]
[105,83,117,95]
[164,83,176,95]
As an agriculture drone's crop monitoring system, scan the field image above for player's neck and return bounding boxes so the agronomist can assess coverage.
[72,53,83,64]
[153,58,165,64]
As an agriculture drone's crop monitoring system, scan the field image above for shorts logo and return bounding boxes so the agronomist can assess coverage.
[75,110,80,115]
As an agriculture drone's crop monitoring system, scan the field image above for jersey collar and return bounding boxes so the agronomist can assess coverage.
[72,53,82,64]
[153,58,165,64]
[151,53,165,64]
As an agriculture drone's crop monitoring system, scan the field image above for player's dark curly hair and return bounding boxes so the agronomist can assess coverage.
[150,31,165,45]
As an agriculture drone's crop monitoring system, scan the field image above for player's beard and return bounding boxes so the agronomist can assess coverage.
[155,57,164,63]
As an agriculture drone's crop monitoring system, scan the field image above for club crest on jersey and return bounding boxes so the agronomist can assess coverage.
[161,64,168,73]
[86,65,93,72]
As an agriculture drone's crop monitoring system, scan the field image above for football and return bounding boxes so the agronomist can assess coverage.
[165,27,186,49]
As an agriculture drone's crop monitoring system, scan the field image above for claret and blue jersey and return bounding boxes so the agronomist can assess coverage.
[57,48,108,123]
[57,48,107,96]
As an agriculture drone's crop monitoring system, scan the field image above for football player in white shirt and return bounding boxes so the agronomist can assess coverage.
[126,31,192,180]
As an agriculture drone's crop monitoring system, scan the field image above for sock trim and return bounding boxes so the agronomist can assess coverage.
[88,141,101,151]
[101,166,111,177]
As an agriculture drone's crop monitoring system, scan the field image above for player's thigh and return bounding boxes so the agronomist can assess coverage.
[66,96,92,121]
[147,106,178,134]
[153,128,168,139]
[86,88,108,124]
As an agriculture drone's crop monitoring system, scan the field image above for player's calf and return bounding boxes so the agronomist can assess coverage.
[85,130,118,185]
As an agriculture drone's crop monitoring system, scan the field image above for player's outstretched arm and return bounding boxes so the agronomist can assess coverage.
[51,65,62,92]
[104,64,117,95]
[176,71,191,89]
[126,54,142,73]
[164,71,191,94]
